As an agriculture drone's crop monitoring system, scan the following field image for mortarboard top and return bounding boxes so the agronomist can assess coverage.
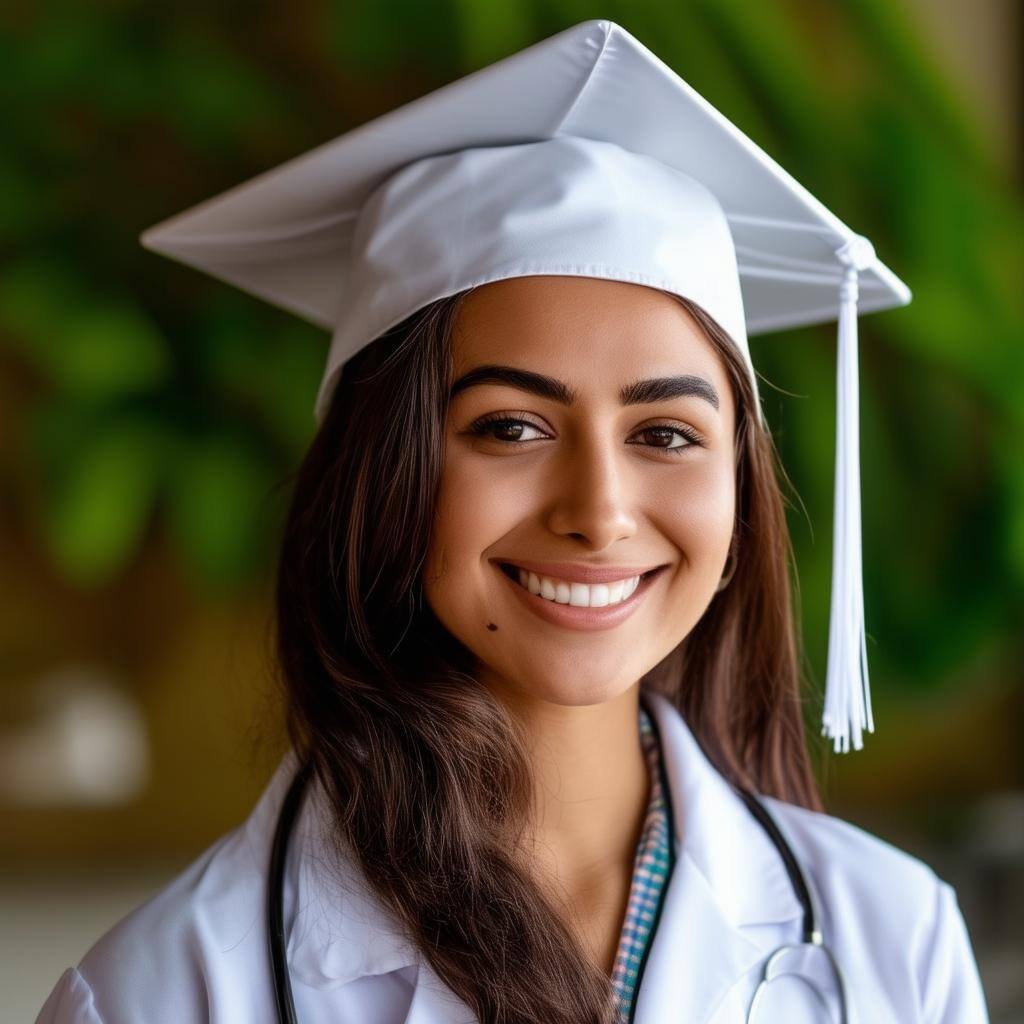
[140,19,909,388]
[141,19,914,754]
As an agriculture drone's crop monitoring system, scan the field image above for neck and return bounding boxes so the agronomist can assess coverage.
[497,683,651,964]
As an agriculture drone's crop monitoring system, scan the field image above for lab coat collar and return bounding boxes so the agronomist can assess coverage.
[246,752,422,989]
[257,687,804,1019]
[642,688,803,930]
[632,688,804,1024]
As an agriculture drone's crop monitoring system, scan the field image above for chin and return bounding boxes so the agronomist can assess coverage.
[494,669,638,709]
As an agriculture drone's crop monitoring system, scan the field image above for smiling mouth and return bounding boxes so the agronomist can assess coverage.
[494,560,668,630]
[498,562,665,596]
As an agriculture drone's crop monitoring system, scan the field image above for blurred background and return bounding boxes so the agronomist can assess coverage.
[2,0,1022,1019]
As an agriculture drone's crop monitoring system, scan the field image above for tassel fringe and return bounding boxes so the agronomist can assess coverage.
[822,236,876,753]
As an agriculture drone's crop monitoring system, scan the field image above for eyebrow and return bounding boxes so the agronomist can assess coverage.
[449,364,720,411]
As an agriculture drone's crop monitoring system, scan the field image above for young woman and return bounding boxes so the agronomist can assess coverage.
[37,19,988,1024]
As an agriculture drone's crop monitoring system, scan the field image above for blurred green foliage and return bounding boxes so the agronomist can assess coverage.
[1,1,1021,694]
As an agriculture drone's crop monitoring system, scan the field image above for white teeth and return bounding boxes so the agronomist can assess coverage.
[517,569,642,607]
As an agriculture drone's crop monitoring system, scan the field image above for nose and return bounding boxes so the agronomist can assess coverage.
[544,431,639,548]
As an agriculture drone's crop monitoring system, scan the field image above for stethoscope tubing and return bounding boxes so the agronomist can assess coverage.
[267,756,313,1024]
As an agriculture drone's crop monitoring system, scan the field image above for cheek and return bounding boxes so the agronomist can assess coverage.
[422,450,530,621]
[426,454,527,567]
[652,460,736,570]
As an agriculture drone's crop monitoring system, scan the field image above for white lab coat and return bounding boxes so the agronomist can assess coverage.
[36,689,989,1023]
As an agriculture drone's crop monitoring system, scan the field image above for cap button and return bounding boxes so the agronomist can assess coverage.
[835,234,876,272]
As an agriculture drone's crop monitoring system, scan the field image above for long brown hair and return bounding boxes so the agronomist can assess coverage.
[274,285,823,1023]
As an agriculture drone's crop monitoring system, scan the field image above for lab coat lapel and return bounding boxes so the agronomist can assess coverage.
[281,764,422,989]
[632,849,766,1023]
[633,690,804,1024]
[401,961,478,1024]
[278,754,479,1023]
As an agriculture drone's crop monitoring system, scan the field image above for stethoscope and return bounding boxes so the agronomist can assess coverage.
[266,708,851,1023]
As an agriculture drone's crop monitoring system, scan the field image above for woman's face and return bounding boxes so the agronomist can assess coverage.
[423,275,737,709]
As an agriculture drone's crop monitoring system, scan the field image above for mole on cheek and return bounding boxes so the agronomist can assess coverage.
[486,622,498,631]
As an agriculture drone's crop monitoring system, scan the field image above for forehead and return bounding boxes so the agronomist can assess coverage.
[451,275,728,387]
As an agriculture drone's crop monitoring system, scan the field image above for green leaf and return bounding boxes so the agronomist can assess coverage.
[996,435,1024,588]
[451,0,532,67]
[165,433,276,591]
[161,29,289,150]
[0,256,170,397]
[39,417,164,587]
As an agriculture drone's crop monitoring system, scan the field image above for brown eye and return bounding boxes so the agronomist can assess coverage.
[631,425,705,453]
[468,414,549,443]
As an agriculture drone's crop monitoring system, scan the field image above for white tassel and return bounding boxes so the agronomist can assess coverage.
[822,236,876,753]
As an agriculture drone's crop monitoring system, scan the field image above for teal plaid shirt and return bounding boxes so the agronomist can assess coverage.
[609,702,673,1023]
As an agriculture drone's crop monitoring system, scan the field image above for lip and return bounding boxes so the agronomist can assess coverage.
[492,559,665,585]
[495,562,668,632]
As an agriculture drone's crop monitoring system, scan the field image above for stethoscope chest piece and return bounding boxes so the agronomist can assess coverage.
[746,939,850,1024]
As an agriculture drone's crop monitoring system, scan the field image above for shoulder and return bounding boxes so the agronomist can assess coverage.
[762,796,990,1023]
[761,795,940,911]
[35,756,295,1024]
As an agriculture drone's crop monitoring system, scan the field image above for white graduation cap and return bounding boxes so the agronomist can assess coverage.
[141,18,911,753]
